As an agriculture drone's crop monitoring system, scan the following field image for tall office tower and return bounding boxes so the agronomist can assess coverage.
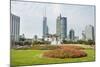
[43,8,49,39]
[10,13,20,46]
[34,35,38,41]
[46,26,49,35]
[56,14,67,41]
[69,29,75,41]
[85,25,95,41]
[56,14,61,38]
[82,31,86,40]
[61,17,67,40]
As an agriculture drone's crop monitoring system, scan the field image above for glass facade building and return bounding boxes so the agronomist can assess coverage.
[56,14,67,41]
[69,29,75,41]
[43,16,48,39]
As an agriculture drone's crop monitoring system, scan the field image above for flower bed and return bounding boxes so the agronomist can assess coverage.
[43,46,87,58]
[32,45,60,50]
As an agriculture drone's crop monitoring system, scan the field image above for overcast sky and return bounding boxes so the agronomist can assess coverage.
[11,1,95,39]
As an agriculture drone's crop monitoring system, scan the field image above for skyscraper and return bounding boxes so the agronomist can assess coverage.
[85,25,95,41]
[43,8,49,39]
[56,14,61,38]
[34,35,38,41]
[10,13,20,46]
[82,31,86,40]
[69,29,75,41]
[56,14,67,41]
[61,17,67,40]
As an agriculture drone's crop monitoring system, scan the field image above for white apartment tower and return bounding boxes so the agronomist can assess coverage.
[10,13,20,46]
[85,25,95,41]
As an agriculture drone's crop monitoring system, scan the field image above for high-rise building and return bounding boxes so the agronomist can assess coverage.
[82,31,86,40]
[56,14,61,38]
[56,14,67,41]
[85,25,95,41]
[43,8,49,39]
[34,35,38,41]
[61,17,67,40]
[10,13,20,46]
[69,29,75,41]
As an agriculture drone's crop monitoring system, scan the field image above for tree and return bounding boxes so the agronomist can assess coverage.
[24,41,32,45]
[18,41,24,46]
[15,41,19,45]
[19,37,25,41]
[88,40,95,45]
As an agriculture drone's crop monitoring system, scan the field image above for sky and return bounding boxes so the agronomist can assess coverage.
[11,1,95,39]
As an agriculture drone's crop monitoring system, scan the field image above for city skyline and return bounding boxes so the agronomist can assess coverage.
[11,1,95,39]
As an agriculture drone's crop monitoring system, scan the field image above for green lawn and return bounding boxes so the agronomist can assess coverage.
[11,48,95,67]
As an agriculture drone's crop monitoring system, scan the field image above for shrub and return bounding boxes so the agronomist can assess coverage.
[63,40,95,45]
[32,41,50,45]
[17,41,24,46]
[15,47,31,50]
[14,45,31,50]
[59,45,85,50]
[24,41,32,45]
[43,46,87,58]
[87,40,95,45]
[32,45,60,50]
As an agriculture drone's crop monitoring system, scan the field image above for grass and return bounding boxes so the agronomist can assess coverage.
[11,48,95,67]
